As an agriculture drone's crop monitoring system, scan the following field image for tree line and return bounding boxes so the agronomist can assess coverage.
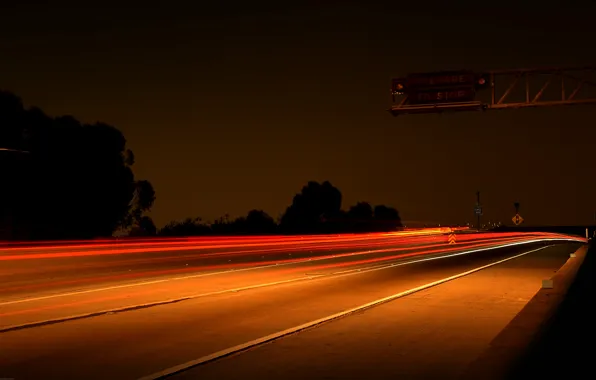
[155,181,402,237]
[1,91,402,240]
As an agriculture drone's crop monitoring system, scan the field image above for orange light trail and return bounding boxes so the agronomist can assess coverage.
[0,227,464,252]
[0,240,495,293]
[0,231,483,264]
[0,236,523,292]
[0,230,573,261]
[0,234,583,319]
[273,237,557,275]
[0,232,582,294]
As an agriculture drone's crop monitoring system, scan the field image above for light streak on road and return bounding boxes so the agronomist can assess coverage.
[0,231,528,276]
[0,236,521,293]
[0,229,578,261]
[0,228,455,251]
[0,239,565,320]
[0,231,584,297]
[0,229,585,345]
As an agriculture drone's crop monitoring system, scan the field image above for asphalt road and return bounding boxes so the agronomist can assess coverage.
[170,243,582,380]
[0,231,576,330]
[0,231,573,300]
[0,231,584,380]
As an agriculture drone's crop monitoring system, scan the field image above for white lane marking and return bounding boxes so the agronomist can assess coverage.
[0,237,580,309]
[0,275,322,333]
[0,237,520,306]
[137,244,560,380]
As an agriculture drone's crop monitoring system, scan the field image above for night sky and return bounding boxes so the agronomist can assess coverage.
[2,1,596,228]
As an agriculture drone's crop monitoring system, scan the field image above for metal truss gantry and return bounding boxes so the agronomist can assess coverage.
[389,66,596,116]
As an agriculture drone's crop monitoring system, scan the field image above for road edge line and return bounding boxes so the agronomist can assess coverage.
[136,245,552,380]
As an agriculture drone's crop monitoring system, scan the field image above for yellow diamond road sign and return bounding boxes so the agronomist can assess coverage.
[512,214,524,225]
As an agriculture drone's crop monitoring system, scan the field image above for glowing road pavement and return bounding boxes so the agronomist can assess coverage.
[0,229,586,379]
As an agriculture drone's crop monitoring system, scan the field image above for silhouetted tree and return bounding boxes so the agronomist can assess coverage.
[348,202,374,220]
[374,205,399,220]
[0,149,33,239]
[373,204,403,231]
[122,180,157,231]
[240,209,277,234]
[159,217,211,236]
[157,183,403,238]
[139,216,157,236]
[0,90,154,240]
[279,181,342,234]
[205,210,276,235]
[345,202,375,232]
[211,214,235,235]
[128,216,157,236]
[0,91,26,151]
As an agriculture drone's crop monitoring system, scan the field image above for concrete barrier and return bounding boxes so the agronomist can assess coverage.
[460,244,588,380]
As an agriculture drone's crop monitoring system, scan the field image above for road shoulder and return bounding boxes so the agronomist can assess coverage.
[506,242,594,379]
[461,243,588,379]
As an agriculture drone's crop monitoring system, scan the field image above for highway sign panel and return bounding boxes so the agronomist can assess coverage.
[474,206,483,216]
[389,70,491,115]
[448,233,456,244]
[404,71,477,89]
[408,88,476,104]
[512,213,524,225]
[391,71,489,93]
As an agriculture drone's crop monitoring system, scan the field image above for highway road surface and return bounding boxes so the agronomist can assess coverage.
[0,229,586,380]
[167,243,582,380]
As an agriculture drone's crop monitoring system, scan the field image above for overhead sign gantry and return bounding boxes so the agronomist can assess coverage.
[389,66,596,115]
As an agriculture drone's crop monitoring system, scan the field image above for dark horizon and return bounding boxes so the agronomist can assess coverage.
[2,1,596,229]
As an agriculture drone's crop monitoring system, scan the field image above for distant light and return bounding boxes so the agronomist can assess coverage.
[0,148,30,154]
[478,78,486,85]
